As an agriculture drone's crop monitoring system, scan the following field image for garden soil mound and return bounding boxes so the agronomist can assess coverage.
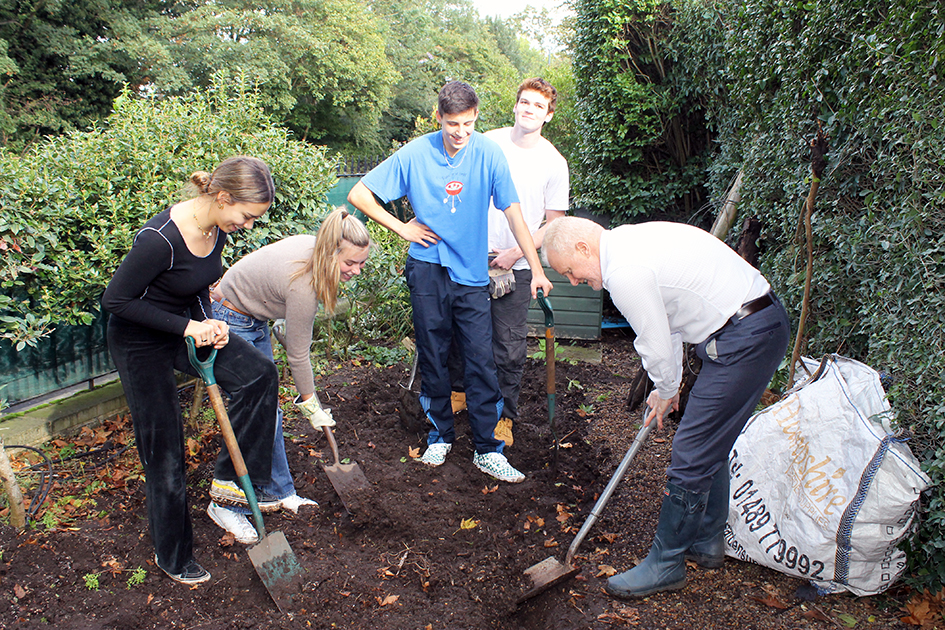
[0,331,911,629]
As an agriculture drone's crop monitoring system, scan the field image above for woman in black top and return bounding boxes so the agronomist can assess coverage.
[102,156,278,584]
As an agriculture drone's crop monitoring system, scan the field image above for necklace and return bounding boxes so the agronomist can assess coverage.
[444,142,469,169]
[193,211,217,240]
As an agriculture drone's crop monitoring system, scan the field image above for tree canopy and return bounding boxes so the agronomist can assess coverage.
[0,0,569,154]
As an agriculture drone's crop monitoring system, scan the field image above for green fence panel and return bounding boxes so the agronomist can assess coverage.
[526,264,603,340]
[0,310,114,406]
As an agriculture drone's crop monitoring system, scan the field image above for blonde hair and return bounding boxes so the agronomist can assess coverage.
[183,155,275,206]
[291,207,371,314]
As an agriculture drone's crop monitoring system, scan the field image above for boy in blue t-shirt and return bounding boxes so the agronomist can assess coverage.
[348,81,552,483]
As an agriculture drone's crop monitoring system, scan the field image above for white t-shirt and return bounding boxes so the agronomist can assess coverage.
[601,222,771,399]
[485,128,570,270]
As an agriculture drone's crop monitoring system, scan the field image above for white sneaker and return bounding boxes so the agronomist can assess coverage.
[420,442,452,467]
[280,494,319,514]
[473,451,525,483]
[207,502,259,544]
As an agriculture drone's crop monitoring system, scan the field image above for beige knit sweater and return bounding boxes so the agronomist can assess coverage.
[216,235,319,397]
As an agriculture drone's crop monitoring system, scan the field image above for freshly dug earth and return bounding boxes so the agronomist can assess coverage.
[0,330,916,629]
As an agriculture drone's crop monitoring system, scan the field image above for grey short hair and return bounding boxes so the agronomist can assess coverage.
[541,216,601,266]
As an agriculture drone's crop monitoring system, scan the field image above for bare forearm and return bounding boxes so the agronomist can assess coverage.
[347,181,406,237]
[504,204,543,272]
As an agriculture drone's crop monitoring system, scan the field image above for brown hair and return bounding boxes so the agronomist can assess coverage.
[516,77,558,114]
[438,81,480,116]
[291,207,372,314]
[183,156,275,206]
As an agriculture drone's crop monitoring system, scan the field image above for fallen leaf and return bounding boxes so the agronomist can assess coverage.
[836,613,858,627]
[376,593,399,606]
[901,591,940,626]
[748,593,790,610]
[460,518,478,530]
[408,446,420,459]
[558,442,573,448]
[596,565,618,577]
[598,532,620,543]
[543,538,559,548]
[102,558,123,576]
[481,485,498,495]
[802,608,832,622]
[13,584,27,599]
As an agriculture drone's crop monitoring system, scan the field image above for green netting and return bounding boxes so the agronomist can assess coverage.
[0,309,114,406]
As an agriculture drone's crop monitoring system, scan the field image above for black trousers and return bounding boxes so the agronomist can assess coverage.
[107,315,277,573]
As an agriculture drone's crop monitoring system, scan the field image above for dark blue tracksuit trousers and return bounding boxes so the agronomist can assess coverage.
[669,296,790,493]
[405,258,503,454]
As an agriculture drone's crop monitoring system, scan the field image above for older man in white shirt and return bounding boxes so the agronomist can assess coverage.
[542,216,790,599]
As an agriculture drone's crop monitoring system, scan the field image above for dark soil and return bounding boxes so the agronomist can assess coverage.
[0,330,917,629]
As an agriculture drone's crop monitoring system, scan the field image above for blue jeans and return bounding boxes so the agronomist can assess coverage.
[212,302,296,508]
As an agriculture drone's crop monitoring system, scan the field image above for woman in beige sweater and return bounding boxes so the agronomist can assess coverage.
[206,207,371,542]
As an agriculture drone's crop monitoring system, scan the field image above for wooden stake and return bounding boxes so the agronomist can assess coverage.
[710,170,744,240]
[789,127,829,384]
[0,436,27,529]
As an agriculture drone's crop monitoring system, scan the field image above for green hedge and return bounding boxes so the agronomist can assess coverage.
[0,74,338,350]
[572,0,713,223]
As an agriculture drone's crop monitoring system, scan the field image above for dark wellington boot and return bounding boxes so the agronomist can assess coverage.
[605,482,709,599]
[685,466,729,569]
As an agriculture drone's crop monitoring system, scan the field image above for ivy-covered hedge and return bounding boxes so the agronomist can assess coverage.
[0,75,338,350]
[689,0,945,590]
[571,0,713,223]
[575,0,945,590]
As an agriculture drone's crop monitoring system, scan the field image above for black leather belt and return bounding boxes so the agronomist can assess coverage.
[734,292,773,320]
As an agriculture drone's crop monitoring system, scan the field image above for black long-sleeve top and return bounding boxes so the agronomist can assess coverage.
[102,207,226,336]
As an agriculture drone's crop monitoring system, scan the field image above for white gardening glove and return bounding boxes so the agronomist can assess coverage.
[294,395,335,428]
[488,267,515,299]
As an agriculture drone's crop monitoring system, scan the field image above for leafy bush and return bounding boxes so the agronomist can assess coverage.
[572,0,713,223]
[343,221,412,343]
[0,73,337,349]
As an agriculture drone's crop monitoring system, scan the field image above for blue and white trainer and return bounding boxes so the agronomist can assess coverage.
[420,442,452,467]
[473,451,525,483]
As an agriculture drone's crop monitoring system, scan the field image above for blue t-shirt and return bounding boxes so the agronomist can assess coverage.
[360,131,518,286]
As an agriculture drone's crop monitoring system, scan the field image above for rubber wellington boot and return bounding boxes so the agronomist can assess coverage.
[685,466,729,569]
[605,482,708,599]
